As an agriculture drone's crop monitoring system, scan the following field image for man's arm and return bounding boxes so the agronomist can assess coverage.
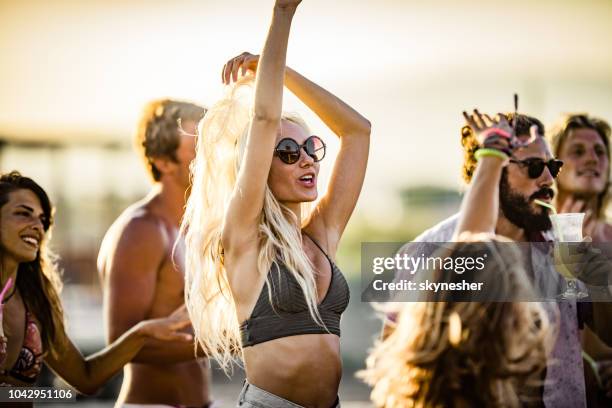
[100,217,200,364]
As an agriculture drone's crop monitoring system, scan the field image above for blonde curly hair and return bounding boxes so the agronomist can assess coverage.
[360,234,552,408]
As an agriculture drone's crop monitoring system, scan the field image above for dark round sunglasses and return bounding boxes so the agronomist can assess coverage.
[274,135,326,165]
[509,158,563,179]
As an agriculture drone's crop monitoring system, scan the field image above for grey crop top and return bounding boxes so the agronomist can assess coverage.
[240,235,350,347]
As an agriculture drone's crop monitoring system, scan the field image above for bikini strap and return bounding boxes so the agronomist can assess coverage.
[1,277,15,305]
[303,232,331,260]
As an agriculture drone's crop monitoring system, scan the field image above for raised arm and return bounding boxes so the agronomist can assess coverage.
[222,0,301,252]
[285,67,370,253]
[222,52,370,255]
[454,111,532,238]
[44,312,190,395]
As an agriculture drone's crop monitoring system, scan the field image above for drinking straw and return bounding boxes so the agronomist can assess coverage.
[533,199,557,214]
[583,351,603,388]
[534,199,562,241]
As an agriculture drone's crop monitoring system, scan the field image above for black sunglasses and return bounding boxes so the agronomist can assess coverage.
[274,135,326,165]
[509,158,563,178]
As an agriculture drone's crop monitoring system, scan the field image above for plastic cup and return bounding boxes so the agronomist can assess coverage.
[549,213,585,242]
[548,212,588,299]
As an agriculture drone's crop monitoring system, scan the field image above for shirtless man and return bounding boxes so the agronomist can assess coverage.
[98,99,210,407]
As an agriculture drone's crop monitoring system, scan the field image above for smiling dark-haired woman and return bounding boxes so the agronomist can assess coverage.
[0,171,192,402]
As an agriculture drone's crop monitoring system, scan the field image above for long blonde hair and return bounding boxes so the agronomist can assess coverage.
[182,76,323,373]
[360,234,551,407]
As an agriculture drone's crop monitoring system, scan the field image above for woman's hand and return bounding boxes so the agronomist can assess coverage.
[222,52,260,85]
[135,305,192,342]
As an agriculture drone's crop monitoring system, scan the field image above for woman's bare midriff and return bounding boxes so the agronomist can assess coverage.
[118,361,211,406]
[243,333,342,408]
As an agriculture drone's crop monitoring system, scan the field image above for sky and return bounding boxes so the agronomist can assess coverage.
[1,0,611,220]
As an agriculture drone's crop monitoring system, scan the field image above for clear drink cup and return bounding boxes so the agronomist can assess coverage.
[549,213,585,242]
[549,212,587,299]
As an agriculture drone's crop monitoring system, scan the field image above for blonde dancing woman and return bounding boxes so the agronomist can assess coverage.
[182,1,370,407]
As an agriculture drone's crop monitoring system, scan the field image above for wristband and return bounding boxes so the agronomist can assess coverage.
[483,137,513,157]
[475,148,509,162]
